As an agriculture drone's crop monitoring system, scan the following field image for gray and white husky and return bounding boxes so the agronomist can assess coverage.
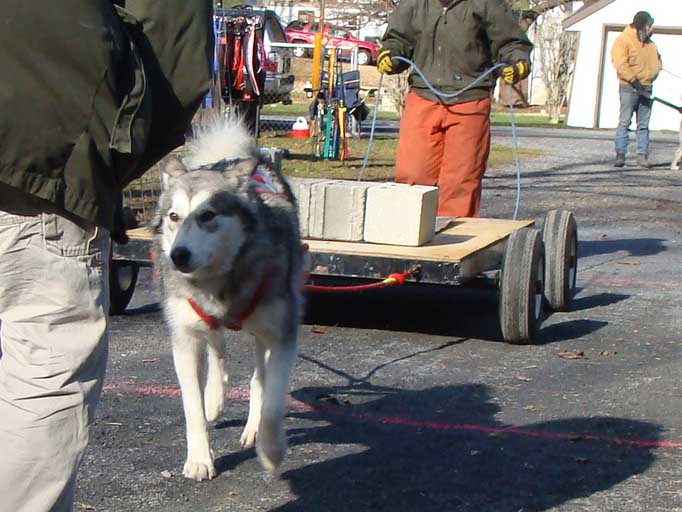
[153,116,303,481]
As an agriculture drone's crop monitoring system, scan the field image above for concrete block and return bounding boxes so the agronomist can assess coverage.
[310,180,375,241]
[286,178,335,238]
[363,183,438,246]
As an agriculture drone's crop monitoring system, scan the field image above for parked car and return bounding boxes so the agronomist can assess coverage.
[216,7,294,105]
[285,21,379,66]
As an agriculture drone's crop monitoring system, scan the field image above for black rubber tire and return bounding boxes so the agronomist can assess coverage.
[542,209,578,311]
[499,228,546,344]
[109,258,140,316]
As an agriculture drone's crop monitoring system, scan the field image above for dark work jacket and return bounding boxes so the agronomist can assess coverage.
[381,0,533,104]
[0,1,213,231]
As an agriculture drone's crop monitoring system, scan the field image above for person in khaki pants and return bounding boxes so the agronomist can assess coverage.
[0,2,213,510]
[0,193,111,511]
[377,0,533,217]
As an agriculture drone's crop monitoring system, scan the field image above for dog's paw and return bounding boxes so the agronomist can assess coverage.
[256,423,287,474]
[240,426,258,448]
[183,458,217,482]
[672,164,680,171]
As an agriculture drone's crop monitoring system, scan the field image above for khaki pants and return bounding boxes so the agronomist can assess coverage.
[396,92,491,217]
[0,210,110,512]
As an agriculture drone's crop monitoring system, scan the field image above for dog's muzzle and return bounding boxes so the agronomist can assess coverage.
[171,246,192,272]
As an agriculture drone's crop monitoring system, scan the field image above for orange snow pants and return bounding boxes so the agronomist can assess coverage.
[395,92,491,217]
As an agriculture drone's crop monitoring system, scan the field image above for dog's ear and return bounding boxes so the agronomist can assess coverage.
[150,200,166,235]
[150,209,162,235]
[162,156,188,178]
[226,157,259,178]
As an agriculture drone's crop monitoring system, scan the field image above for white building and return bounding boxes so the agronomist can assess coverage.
[564,0,682,131]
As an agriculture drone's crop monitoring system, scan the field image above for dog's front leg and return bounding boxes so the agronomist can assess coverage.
[240,337,266,449]
[204,333,227,423]
[256,338,297,473]
[172,337,216,481]
[672,145,682,171]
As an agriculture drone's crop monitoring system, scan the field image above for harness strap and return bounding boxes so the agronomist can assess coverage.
[232,35,244,91]
[245,24,261,97]
[187,270,271,332]
[250,167,289,199]
[187,298,221,330]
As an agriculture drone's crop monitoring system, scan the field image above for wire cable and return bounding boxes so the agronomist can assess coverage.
[358,74,383,181]
[392,56,506,100]
[358,58,522,220]
[661,68,682,81]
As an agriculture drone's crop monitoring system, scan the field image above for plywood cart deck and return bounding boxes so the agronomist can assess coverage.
[111,212,578,344]
[303,217,532,285]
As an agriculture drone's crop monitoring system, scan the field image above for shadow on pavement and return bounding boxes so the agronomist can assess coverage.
[537,319,609,344]
[569,292,630,311]
[276,382,660,512]
[579,238,667,258]
[305,283,604,344]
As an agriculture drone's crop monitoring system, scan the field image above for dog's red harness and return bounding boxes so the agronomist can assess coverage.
[187,271,270,332]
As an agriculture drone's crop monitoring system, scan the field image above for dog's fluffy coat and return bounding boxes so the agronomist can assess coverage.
[153,116,302,481]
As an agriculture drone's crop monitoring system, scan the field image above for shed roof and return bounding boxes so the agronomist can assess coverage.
[562,0,616,29]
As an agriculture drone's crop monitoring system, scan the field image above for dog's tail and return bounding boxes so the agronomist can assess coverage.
[184,113,258,169]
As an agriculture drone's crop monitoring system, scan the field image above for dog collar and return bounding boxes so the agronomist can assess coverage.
[250,166,289,199]
[187,272,270,332]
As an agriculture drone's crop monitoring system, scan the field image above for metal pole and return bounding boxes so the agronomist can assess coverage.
[311,0,326,91]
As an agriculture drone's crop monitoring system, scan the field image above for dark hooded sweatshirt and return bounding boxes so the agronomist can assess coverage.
[380,0,533,104]
[0,1,214,231]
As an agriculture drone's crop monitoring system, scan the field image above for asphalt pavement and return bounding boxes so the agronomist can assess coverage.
[76,127,682,512]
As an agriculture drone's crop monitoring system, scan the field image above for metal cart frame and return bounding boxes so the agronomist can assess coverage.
[111,210,578,344]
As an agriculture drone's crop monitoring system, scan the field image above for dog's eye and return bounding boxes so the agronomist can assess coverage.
[169,212,180,222]
[199,211,217,223]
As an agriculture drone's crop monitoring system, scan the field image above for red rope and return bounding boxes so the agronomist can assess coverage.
[304,271,413,294]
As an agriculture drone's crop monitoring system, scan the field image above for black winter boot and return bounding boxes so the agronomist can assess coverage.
[614,152,626,167]
[637,154,652,168]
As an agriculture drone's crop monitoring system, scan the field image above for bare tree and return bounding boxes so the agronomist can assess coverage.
[507,0,579,30]
[323,0,392,28]
[531,7,578,123]
[385,73,409,116]
[264,1,391,30]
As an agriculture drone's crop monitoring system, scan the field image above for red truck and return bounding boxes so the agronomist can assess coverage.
[285,21,379,66]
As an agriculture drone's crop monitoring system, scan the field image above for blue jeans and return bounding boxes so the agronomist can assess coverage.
[615,83,653,155]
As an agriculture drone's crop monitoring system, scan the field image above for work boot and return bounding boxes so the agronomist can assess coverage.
[614,152,626,167]
[637,154,652,168]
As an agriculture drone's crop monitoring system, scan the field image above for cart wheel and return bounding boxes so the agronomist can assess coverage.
[499,228,545,344]
[542,209,578,311]
[109,259,139,315]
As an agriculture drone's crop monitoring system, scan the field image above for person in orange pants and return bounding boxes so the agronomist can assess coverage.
[378,0,533,217]
[396,93,491,217]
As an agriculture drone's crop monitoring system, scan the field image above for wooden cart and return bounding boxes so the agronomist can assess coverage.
[111,210,577,344]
